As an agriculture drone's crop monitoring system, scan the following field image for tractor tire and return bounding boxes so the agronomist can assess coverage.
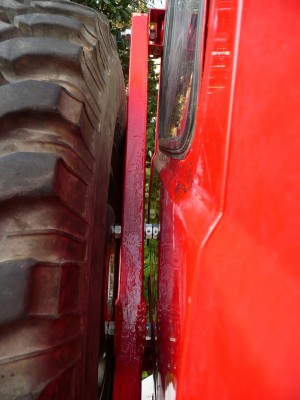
[0,1,126,399]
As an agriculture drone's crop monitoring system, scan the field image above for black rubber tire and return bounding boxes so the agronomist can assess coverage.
[0,1,126,399]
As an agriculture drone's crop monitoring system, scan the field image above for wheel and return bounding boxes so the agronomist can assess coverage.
[0,1,126,398]
[98,205,119,400]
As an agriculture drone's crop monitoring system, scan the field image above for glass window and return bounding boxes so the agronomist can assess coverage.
[158,0,205,154]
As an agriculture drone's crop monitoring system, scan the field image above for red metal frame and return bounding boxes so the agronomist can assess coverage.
[152,0,300,398]
[113,13,148,400]
[149,9,165,57]
[112,1,300,398]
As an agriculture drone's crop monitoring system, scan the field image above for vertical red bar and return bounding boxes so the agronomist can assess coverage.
[113,13,148,400]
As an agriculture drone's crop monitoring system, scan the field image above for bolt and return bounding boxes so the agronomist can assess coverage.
[114,225,122,239]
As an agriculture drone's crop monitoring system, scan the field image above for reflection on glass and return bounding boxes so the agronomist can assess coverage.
[159,0,203,143]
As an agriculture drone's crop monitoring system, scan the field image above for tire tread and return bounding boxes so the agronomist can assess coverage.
[0,1,126,398]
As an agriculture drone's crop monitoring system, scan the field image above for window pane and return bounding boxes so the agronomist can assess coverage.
[158,0,204,150]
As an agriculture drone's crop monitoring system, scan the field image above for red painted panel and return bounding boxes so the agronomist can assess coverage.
[113,13,148,400]
[154,0,300,398]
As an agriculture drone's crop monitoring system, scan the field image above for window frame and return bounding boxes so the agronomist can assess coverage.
[158,0,206,158]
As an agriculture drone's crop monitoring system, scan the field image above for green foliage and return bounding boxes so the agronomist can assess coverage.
[145,167,160,322]
[142,371,150,380]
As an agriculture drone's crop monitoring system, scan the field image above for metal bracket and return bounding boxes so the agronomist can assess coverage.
[112,225,122,239]
[105,321,115,336]
[114,223,160,240]
[145,223,160,240]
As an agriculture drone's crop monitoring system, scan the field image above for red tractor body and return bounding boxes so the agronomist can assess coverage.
[154,1,300,398]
